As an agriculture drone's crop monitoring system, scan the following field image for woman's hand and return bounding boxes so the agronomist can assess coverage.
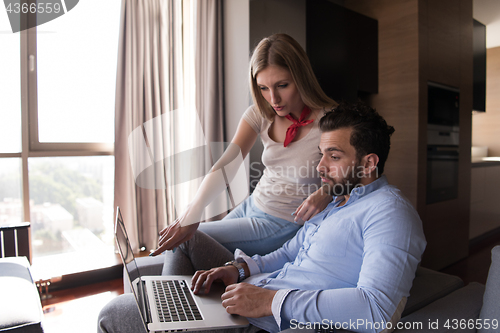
[292,185,332,224]
[191,266,239,295]
[150,204,203,256]
[149,121,257,256]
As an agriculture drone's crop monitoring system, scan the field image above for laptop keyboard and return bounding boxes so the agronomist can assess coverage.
[153,280,203,322]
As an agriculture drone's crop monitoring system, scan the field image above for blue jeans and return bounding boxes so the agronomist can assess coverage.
[198,195,301,256]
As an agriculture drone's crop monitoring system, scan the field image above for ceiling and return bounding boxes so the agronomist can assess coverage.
[474,0,500,48]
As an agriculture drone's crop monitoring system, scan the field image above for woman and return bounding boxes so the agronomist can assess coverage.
[151,33,337,257]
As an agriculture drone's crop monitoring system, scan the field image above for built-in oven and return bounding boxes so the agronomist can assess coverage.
[426,82,460,204]
[427,145,459,204]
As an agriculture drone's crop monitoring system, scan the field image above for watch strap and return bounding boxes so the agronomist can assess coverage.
[224,259,247,282]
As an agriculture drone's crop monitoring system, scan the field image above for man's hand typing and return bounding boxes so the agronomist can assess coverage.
[191,266,239,295]
[221,283,277,318]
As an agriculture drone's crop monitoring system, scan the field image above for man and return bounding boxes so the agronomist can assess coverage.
[98,102,426,333]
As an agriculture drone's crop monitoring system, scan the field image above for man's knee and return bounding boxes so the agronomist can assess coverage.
[97,294,147,333]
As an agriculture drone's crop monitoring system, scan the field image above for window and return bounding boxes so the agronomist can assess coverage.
[34,0,116,146]
[0,0,120,280]
[0,5,23,224]
[0,158,23,225]
[0,8,23,225]
[0,10,22,154]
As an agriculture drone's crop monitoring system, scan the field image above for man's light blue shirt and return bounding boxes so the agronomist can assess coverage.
[236,176,427,333]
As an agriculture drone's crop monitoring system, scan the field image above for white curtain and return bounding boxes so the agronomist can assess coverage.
[195,0,227,221]
[114,0,226,252]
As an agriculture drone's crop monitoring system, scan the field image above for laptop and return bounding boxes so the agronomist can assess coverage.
[114,207,249,332]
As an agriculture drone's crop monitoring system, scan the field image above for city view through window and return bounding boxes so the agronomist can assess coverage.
[0,157,115,277]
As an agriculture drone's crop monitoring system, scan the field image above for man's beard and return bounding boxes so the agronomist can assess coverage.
[320,164,363,196]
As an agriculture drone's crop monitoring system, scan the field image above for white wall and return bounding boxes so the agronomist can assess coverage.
[223,0,250,139]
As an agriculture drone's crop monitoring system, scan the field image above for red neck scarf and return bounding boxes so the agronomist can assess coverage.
[283,106,314,147]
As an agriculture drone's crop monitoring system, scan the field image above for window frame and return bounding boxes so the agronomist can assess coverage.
[25,16,114,155]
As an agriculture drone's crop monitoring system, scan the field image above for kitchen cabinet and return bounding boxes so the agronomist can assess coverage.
[470,163,500,239]
[473,19,486,112]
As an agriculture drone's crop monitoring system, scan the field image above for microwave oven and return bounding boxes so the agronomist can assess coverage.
[428,82,459,128]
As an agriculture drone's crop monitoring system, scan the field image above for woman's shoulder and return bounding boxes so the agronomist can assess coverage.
[243,104,260,117]
[242,105,271,133]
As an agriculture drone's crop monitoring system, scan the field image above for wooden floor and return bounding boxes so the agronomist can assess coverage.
[41,279,124,333]
[39,237,500,333]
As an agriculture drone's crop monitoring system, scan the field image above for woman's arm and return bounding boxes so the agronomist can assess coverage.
[292,184,332,223]
[150,118,258,255]
[228,117,259,163]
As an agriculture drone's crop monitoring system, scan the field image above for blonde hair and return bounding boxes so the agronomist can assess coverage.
[249,33,337,121]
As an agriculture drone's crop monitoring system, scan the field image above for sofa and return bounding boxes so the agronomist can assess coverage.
[0,257,44,333]
[126,245,500,333]
[391,245,499,333]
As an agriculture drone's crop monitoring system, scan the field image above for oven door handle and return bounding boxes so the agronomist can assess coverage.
[433,146,459,152]
[428,155,459,161]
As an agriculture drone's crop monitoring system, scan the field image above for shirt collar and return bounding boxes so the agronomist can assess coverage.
[315,175,389,222]
[332,175,389,205]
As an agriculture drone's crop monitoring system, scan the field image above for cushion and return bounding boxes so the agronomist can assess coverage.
[395,282,485,333]
[478,245,500,333]
[0,257,44,333]
[402,266,464,317]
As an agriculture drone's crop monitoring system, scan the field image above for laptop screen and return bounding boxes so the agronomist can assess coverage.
[114,207,149,330]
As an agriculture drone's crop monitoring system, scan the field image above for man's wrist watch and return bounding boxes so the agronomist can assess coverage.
[224,258,247,282]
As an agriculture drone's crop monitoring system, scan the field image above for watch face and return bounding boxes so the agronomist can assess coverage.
[223,259,246,282]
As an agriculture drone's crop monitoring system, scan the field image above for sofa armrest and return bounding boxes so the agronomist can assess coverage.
[403,266,464,317]
[0,257,44,333]
[123,255,165,293]
[478,245,500,333]
[393,282,485,333]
